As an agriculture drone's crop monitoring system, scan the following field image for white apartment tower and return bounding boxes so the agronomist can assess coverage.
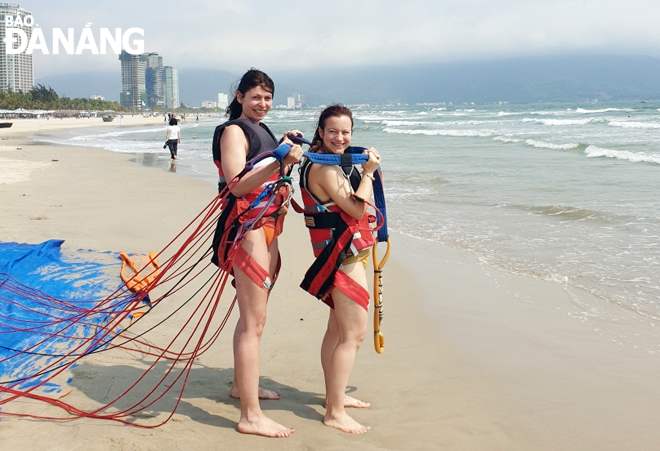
[163,66,179,110]
[0,3,34,93]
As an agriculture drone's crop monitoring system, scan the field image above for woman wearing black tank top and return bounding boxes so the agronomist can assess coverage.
[216,69,302,438]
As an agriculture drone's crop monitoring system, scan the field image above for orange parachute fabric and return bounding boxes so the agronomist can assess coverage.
[120,252,160,293]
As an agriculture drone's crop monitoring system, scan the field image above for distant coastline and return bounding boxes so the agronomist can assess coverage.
[36,54,660,107]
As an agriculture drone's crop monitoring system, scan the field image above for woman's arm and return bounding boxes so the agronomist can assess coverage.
[220,125,302,198]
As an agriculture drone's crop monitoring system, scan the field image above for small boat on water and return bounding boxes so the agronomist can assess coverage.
[0,122,13,128]
[101,115,115,122]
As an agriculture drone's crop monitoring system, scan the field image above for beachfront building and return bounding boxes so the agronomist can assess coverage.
[119,50,147,110]
[286,92,306,109]
[163,66,180,110]
[217,92,228,111]
[0,3,34,93]
[145,52,164,109]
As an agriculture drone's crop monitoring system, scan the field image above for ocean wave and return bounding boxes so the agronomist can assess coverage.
[574,107,633,114]
[608,121,660,129]
[380,120,433,127]
[584,145,660,165]
[525,205,602,220]
[497,110,566,117]
[524,139,580,150]
[493,136,522,143]
[522,117,604,126]
[382,127,494,138]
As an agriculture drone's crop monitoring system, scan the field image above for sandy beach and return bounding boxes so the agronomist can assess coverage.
[2,118,660,451]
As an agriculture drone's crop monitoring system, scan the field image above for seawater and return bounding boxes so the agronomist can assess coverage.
[37,102,660,321]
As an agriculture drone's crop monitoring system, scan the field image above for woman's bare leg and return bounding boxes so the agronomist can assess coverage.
[322,263,370,434]
[321,314,370,409]
[232,230,293,438]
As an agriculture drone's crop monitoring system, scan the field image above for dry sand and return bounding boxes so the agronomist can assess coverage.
[1,118,660,450]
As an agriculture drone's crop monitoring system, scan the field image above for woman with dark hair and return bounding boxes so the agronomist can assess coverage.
[212,68,302,438]
[165,117,181,160]
[299,104,381,434]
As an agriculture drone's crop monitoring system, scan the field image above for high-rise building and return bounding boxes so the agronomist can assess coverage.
[0,3,34,93]
[217,92,228,111]
[163,66,179,110]
[145,52,164,109]
[119,50,147,109]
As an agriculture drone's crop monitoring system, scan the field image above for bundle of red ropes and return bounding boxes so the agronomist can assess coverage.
[0,172,262,427]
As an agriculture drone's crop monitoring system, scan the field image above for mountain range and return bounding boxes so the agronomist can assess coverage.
[35,54,660,107]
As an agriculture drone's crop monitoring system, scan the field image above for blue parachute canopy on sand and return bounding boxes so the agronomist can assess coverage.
[0,240,125,394]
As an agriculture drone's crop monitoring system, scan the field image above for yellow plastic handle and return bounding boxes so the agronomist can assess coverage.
[372,238,391,354]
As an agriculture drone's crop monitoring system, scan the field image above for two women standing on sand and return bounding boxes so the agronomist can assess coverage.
[213,69,381,437]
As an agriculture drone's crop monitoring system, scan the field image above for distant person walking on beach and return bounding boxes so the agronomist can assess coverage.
[299,104,381,434]
[165,117,181,160]
[211,68,302,438]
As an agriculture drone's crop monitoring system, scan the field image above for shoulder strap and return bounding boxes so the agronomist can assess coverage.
[212,120,263,163]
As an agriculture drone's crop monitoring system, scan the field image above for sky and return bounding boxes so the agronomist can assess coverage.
[16,0,660,78]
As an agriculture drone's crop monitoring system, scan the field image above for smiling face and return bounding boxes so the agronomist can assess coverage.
[319,115,353,154]
[237,85,273,123]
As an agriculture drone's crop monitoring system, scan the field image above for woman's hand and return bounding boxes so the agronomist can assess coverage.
[283,129,303,141]
[283,144,303,166]
[362,147,381,174]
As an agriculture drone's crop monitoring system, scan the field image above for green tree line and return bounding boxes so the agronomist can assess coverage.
[0,84,120,111]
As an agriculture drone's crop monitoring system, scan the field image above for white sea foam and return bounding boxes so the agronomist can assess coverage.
[575,107,632,114]
[383,127,494,138]
[584,145,660,165]
[494,136,522,143]
[522,118,604,126]
[608,121,660,129]
[525,139,579,150]
[380,120,432,127]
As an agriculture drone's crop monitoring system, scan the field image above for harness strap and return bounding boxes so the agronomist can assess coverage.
[234,246,281,293]
[301,150,388,242]
[304,211,341,229]
[300,213,354,299]
[321,270,370,311]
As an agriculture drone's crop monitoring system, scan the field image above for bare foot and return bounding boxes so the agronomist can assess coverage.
[237,414,294,438]
[343,394,370,409]
[324,394,370,409]
[230,386,281,400]
[323,411,370,434]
